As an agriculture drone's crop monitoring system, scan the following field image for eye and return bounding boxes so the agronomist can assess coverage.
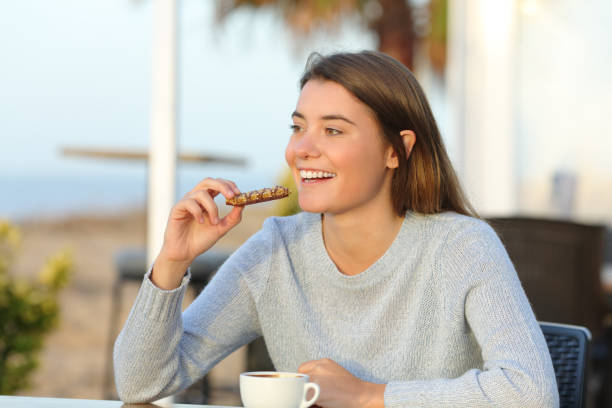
[325,127,342,136]
[289,124,303,134]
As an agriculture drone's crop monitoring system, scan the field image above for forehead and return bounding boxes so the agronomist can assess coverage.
[295,79,374,119]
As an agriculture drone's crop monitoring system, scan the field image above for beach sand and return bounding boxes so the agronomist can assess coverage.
[11,203,277,405]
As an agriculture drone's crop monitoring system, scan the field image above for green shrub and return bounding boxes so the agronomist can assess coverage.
[0,220,72,394]
[275,168,300,217]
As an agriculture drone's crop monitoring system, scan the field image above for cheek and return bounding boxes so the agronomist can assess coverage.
[284,141,294,166]
[284,141,302,187]
[339,143,385,173]
[340,145,388,187]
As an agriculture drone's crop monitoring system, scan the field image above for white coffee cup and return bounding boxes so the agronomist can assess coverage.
[239,371,320,408]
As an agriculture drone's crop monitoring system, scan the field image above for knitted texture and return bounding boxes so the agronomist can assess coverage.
[114,211,559,407]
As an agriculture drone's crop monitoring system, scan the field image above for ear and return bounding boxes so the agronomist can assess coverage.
[386,130,416,169]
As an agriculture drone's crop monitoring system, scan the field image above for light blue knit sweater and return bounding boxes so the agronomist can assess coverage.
[114,211,559,407]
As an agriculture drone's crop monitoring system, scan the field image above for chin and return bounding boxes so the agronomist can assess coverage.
[298,195,330,214]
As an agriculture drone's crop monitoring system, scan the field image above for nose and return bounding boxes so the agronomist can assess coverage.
[293,131,320,159]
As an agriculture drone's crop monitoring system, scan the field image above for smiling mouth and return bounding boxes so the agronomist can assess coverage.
[299,169,336,183]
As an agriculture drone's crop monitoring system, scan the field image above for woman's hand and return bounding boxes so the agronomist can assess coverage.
[151,178,243,289]
[298,358,385,408]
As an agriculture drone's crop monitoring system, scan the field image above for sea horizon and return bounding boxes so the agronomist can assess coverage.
[1,167,280,222]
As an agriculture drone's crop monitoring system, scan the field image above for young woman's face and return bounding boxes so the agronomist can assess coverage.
[285,79,395,215]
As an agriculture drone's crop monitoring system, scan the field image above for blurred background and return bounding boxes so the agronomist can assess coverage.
[1,0,611,406]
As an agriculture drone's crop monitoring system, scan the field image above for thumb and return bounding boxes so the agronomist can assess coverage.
[218,206,243,233]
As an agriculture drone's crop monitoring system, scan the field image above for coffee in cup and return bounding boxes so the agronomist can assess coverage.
[239,371,320,408]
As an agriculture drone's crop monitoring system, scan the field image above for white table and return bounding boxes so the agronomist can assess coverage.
[0,396,240,408]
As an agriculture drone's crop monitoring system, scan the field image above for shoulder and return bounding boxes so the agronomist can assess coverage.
[409,211,499,247]
[417,212,511,278]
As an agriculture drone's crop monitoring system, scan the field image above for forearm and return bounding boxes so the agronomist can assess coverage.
[384,367,557,408]
[150,254,191,290]
[114,272,191,402]
[114,216,274,403]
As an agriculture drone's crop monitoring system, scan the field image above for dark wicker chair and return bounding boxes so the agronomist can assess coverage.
[540,322,591,408]
[488,217,606,338]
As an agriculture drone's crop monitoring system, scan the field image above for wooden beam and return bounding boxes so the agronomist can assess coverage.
[60,147,247,166]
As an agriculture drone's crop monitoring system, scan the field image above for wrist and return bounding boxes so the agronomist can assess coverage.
[360,381,385,408]
[150,254,191,290]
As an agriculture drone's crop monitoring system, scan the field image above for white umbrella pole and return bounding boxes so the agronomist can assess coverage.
[148,0,178,268]
[149,1,178,403]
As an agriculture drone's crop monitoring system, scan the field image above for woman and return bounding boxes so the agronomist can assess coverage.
[114,51,558,407]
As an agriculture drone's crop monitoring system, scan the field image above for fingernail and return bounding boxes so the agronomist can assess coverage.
[199,216,205,224]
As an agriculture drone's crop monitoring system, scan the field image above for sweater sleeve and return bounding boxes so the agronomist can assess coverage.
[113,221,277,403]
[384,218,559,408]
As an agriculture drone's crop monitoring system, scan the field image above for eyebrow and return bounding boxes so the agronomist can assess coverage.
[291,111,356,126]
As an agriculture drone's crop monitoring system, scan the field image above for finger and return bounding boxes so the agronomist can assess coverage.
[218,205,243,233]
[212,178,240,198]
[189,190,220,225]
[224,179,241,195]
[298,360,319,374]
[319,358,336,366]
[190,177,238,199]
[190,177,217,193]
[221,205,243,225]
[178,198,206,224]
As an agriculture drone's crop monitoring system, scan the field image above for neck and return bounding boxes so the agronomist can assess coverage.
[322,198,404,276]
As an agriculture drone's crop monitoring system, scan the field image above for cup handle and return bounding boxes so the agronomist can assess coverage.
[301,382,320,408]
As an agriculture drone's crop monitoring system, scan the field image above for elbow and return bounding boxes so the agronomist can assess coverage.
[115,382,142,403]
[114,366,160,403]
[514,373,559,408]
[493,365,559,408]
[114,370,168,404]
[116,392,160,405]
[534,375,560,408]
[113,352,166,403]
[115,386,144,404]
[113,355,177,403]
[116,392,159,405]
[113,336,165,403]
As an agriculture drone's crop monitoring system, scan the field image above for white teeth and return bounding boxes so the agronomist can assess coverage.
[299,170,336,179]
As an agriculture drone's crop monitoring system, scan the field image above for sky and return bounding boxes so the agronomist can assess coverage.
[2,0,612,222]
[0,0,375,219]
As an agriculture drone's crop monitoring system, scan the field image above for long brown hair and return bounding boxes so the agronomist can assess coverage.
[300,51,477,218]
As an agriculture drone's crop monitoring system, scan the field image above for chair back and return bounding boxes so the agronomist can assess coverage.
[540,322,591,408]
[488,217,606,338]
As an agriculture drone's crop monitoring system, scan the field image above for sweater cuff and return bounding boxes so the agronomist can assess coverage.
[384,381,425,407]
[132,268,191,322]
[384,379,460,407]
